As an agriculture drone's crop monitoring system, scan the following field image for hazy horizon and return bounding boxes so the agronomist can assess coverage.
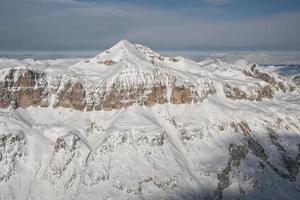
[1,48,300,66]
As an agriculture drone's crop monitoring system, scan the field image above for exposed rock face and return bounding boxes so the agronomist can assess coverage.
[248,138,268,161]
[223,84,247,100]
[266,127,300,181]
[170,82,216,104]
[293,76,300,87]
[0,66,218,111]
[0,48,296,112]
[170,85,192,104]
[213,144,247,199]
[144,84,168,106]
[103,60,117,66]
[0,63,295,111]
[91,83,169,111]
[0,40,296,111]
[246,64,276,85]
[223,83,273,101]
[0,66,47,108]
[57,80,86,110]
[223,64,295,101]
[0,87,12,108]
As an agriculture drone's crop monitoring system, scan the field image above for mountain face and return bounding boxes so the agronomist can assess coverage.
[0,40,300,200]
[0,40,296,111]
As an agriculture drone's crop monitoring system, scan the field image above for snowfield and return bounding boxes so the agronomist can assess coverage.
[0,40,300,200]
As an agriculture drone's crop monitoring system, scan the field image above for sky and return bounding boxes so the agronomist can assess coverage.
[1,0,300,52]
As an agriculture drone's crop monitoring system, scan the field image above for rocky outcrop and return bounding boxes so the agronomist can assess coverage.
[245,64,276,85]
[170,85,192,104]
[247,138,268,161]
[0,62,294,111]
[213,144,247,199]
[0,66,218,111]
[170,81,216,104]
[293,76,300,87]
[243,64,295,94]
[93,84,168,111]
[223,64,296,101]
[0,66,47,108]
[56,81,86,111]
[223,83,273,101]
[266,127,300,181]
[98,60,117,66]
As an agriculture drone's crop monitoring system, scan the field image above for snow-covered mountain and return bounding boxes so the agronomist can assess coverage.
[0,40,300,200]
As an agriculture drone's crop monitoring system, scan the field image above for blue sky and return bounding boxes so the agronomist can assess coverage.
[0,0,300,51]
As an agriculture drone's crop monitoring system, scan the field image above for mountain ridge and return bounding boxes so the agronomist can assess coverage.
[0,40,297,111]
[0,40,300,200]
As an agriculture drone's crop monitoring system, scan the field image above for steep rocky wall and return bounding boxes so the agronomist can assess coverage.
[0,67,216,111]
[223,64,296,101]
[0,67,48,108]
[0,64,295,111]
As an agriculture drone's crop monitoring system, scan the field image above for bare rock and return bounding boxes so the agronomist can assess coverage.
[257,84,273,100]
[248,139,268,161]
[244,65,276,85]
[224,83,273,101]
[293,76,300,87]
[170,85,193,104]
[0,66,47,108]
[58,81,86,110]
[144,85,167,106]
[237,121,251,136]
[15,88,43,108]
[224,84,248,100]
[98,60,117,66]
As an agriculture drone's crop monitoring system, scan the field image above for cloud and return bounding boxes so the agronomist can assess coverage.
[32,0,75,2]
[124,11,300,50]
[0,0,299,51]
[203,0,233,5]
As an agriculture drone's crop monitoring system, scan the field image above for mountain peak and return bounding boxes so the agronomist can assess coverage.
[113,39,134,48]
[109,39,137,54]
[92,39,149,63]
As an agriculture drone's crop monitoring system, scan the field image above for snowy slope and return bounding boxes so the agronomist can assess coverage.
[0,40,300,200]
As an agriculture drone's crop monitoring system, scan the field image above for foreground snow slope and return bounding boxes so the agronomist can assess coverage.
[0,40,300,200]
